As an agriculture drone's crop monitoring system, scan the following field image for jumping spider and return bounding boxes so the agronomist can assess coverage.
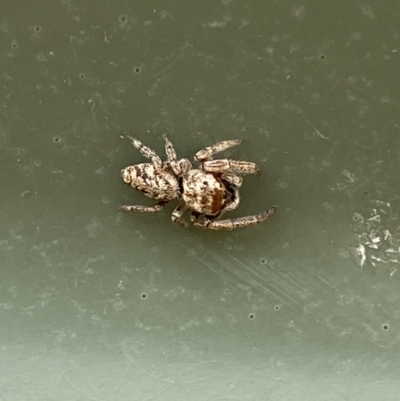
[120,135,276,230]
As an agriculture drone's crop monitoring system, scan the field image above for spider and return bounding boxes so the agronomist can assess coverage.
[120,135,276,230]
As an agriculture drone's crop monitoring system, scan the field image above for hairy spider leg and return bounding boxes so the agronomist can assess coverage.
[162,134,192,176]
[162,134,178,163]
[126,134,163,169]
[221,172,243,188]
[171,200,188,227]
[224,187,241,212]
[195,139,242,162]
[119,200,169,213]
[192,206,277,231]
[202,159,261,175]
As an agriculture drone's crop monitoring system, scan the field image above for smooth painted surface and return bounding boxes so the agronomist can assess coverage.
[1,1,400,400]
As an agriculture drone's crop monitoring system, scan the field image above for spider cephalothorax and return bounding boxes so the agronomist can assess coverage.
[120,135,276,230]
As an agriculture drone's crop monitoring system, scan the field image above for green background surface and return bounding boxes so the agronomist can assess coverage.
[1,1,400,400]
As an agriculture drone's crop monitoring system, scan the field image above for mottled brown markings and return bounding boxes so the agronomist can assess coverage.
[120,135,276,230]
[200,195,208,205]
[211,190,224,214]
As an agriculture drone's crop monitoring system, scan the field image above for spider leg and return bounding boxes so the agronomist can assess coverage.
[125,134,162,169]
[170,158,192,177]
[221,172,243,188]
[162,134,193,176]
[224,187,240,212]
[162,134,177,163]
[193,206,277,231]
[202,159,261,175]
[195,139,242,162]
[190,210,202,224]
[119,200,168,213]
[171,201,189,228]
[191,213,215,228]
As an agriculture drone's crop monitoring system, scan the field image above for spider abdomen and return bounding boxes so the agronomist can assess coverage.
[182,169,227,215]
[121,163,179,201]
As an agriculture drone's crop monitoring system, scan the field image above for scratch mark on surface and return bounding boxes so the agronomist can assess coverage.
[159,80,188,110]
[305,118,329,140]
[148,42,192,79]
[105,363,131,401]
[231,255,299,305]
[274,272,310,299]
[206,253,299,307]
[141,360,223,401]
[174,360,223,384]
[314,274,336,288]
[348,82,400,108]
[122,351,174,384]
[194,255,264,302]
[64,374,98,401]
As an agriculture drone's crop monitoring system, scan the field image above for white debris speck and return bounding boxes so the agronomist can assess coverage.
[367,215,381,223]
[370,236,381,244]
[384,230,391,241]
[352,203,399,275]
[356,245,367,267]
